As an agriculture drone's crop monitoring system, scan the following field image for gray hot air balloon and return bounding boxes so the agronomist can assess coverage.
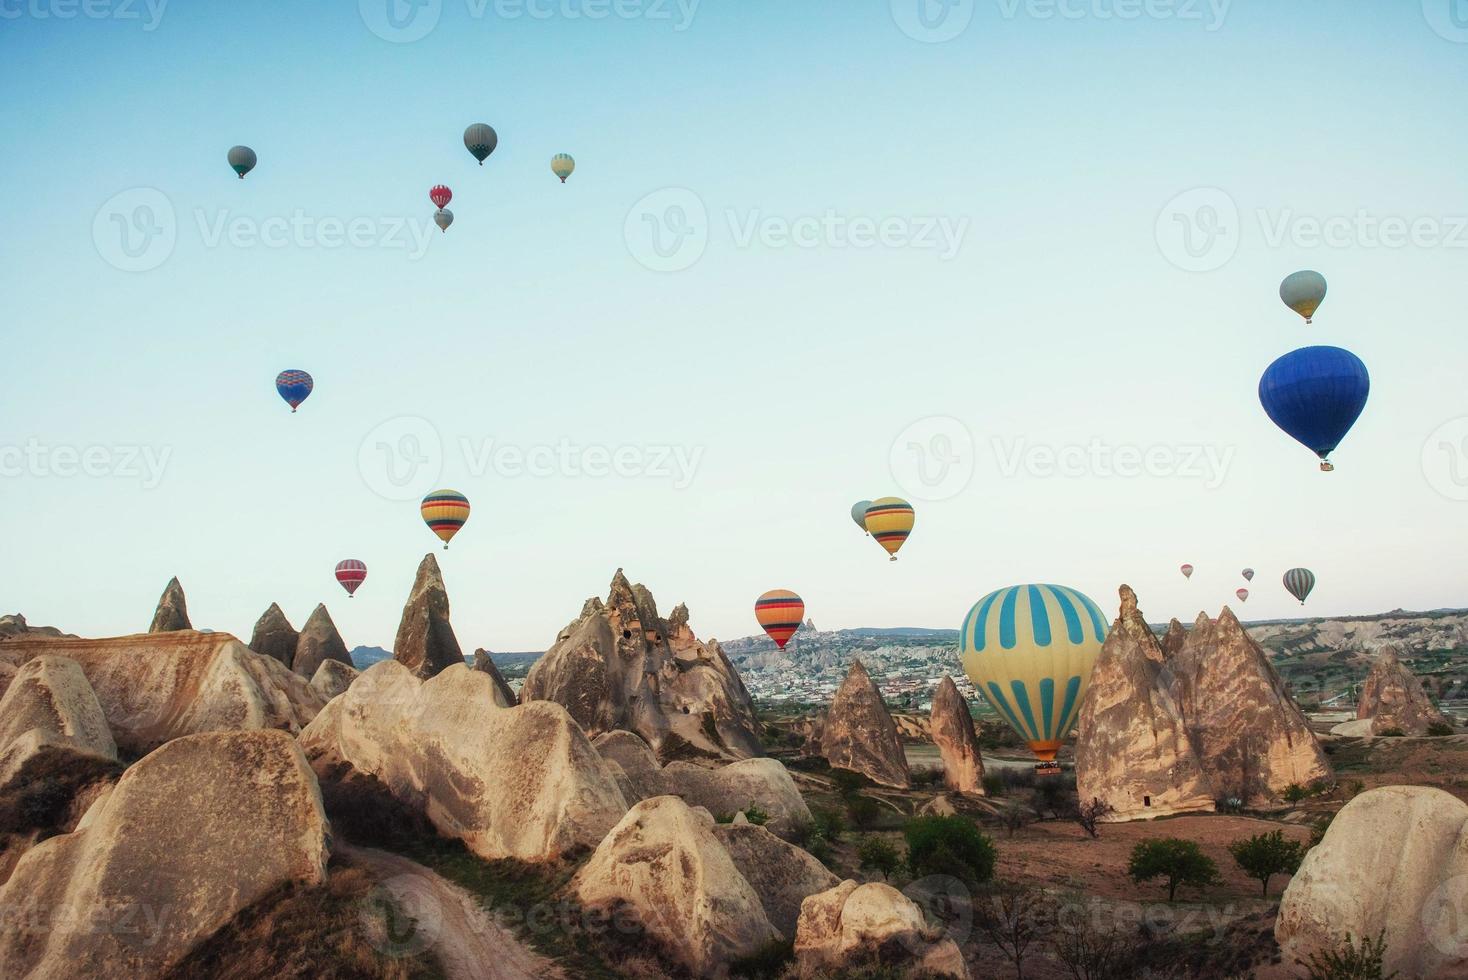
[464,124,498,165]
[227,145,257,179]
[434,208,453,233]
[850,499,872,534]
[1280,270,1327,324]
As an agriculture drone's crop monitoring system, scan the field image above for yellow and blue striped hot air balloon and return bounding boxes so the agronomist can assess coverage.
[421,490,470,549]
[551,153,575,183]
[863,497,914,560]
[959,584,1108,768]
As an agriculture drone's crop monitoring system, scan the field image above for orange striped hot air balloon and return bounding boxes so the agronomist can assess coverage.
[421,490,470,549]
[863,496,915,560]
[754,589,804,649]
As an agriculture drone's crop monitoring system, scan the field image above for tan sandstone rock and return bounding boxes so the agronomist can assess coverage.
[0,729,329,979]
[592,730,670,800]
[0,655,116,790]
[299,660,626,861]
[293,603,352,679]
[571,795,780,977]
[309,659,359,701]
[662,757,814,837]
[1276,785,1468,979]
[0,614,72,642]
[821,661,910,789]
[471,649,518,707]
[1075,586,1215,821]
[713,821,840,938]
[247,602,298,667]
[794,880,969,979]
[393,554,466,679]
[1357,645,1451,735]
[0,632,326,755]
[147,576,191,633]
[929,675,985,795]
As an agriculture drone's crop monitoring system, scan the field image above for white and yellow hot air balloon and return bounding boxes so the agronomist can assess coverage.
[959,584,1108,771]
[1280,270,1327,324]
[551,153,575,183]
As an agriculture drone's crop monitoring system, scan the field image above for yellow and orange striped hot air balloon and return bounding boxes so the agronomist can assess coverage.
[754,589,804,649]
[421,490,470,549]
[863,496,914,560]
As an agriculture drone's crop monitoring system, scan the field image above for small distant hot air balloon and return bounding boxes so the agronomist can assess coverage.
[1259,346,1370,472]
[850,500,872,534]
[1180,564,1194,580]
[430,185,453,209]
[1236,588,1250,603]
[421,490,470,549]
[464,124,498,165]
[1283,567,1316,605]
[1280,271,1328,324]
[228,145,257,179]
[754,589,804,650]
[551,153,576,183]
[335,559,367,597]
[434,208,453,233]
[1242,568,1255,582]
[960,584,1108,771]
[864,497,914,560]
[275,370,313,412]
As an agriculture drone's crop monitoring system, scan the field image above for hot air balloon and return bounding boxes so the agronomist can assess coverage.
[421,490,470,549]
[228,145,256,179]
[864,497,914,560]
[275,370,313,412]
[434,208,453,233]
[430,185,452,209]
[551,153,576,183]
[754,589,804,650]
[1280,271,1327,324]
[1236,588,1249,603]
[1283,567,1316,605]
[1259,346,1370,472]
[335,559,367,597]
[464,124,498,165]
[1180,564,1194,580]
[850,500,872,534]
[959,584,1108,772]
[1242,568,1255,582]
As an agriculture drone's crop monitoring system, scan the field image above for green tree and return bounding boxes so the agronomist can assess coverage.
[905,815,996,886]
[1127,838,1221,901]
[857,836,902,881]
[1228,830,1306,896]
[1296,931,1399,980]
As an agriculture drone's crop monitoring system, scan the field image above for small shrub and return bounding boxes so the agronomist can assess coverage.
[1295,931,1399,980]
[1378,727,1406,738]
[1346,779,1366,798]
[997,803,1032,838]
[743,803,770,827]
[910,766,944,788]
[1127,838,1221,902]
[857,836,903,881]
[847,795,882,831]
[1051,902,1136,980]
[1075,797,1114,839]
[830,768,871,797]
[1310,812,1335,848]
[976,882,1052,980]
[1228,830,1306,896]
[1428,721,1455,737]
[1283,783,1310,805]
[811,808,846,841]
[982,773,1005,797]
[726,938,794,979]
[905,815,996,886]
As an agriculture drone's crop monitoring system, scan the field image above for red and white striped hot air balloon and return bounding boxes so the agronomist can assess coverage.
[1236,588,1249,603]
[430,185,452,209]
[335,559,367,597]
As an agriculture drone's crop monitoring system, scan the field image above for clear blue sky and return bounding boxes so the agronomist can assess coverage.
[4,1,1467,651]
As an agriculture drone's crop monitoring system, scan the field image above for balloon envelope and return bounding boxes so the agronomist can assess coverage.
[1283,568,1316,604]
[275,370,313,412]
[421,490,470,548]
[1180,564,1194,579]
[754,589,804,650]
[1280,270,1327,324]
[1242,568,1255,581]
[959,584,1108,763]
[864,497,914,559]
[434,208,453,233]
[430,185,452,209]
[464,124,498,164]
[551,153,575,182]
[1236,588,1249,602]
[1259,346,1369,469]
[335,559,367,597]
[228,145,256,179]
[850,500,872,532]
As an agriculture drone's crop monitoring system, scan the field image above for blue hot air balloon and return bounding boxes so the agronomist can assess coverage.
[275,370,314,413]
[1258,346,1369,471]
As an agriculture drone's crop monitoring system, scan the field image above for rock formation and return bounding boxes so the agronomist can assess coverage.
[309,659,359,701]
[0,632,326,755]
[293,603,352,678]
[147,576,191,632]
[0,614,71,642]
[713,821,840,938]
[1357,645,1451,735]
[472,649,518,706]
[392,554,465,679]
[1075,586,1215,820]
[248,603,298,667]
[522,570,763,762]
[299,660,626,861]
[0,655,116,789]
[0,730,329,979]
[662,758,814,837]
[821,660,909,788]
[794,880,969,979]
[1277,785,1468,979]
[571,796,781,976]
[1161,618,1187,657]
[1166,607,1331,807]
[929,675,984,795]
[592,730,670,800]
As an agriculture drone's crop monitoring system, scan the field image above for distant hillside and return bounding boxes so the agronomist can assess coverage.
[347,646,542,679]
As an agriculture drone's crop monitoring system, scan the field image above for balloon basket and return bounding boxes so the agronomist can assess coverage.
[889,556,897,563]
[1319,461,1335,472]
[1034,761,1062,777]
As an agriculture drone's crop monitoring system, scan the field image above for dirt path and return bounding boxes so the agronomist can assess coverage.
[339,843,566,980]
